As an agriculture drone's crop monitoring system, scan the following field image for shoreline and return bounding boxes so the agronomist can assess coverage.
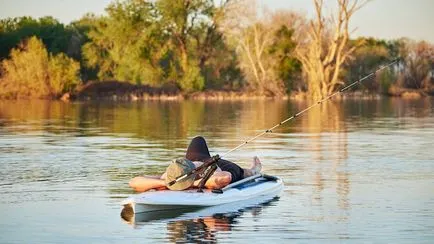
[2,80,432,101]
[64,81,431,101]
[63,90,430,102]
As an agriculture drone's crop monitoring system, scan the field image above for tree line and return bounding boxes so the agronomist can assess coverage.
[0,0,433,99]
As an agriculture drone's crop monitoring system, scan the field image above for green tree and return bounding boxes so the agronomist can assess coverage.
[269,25,301,92]
[0,16,73,59]
[344,37,396,92]
[56,14,107,82]
[155,0,227,91]
[81,0,235,92]
[82,1,171,85]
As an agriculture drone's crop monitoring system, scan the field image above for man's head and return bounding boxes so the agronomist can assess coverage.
[165,158,196,190]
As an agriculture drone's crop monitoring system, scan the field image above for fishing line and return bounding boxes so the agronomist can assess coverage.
[220,59,399,158]
[169,59,399,189]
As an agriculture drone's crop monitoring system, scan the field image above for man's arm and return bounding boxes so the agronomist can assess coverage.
[129,176,167,192]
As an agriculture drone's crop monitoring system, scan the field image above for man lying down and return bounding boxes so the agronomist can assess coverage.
[129,136,262,192]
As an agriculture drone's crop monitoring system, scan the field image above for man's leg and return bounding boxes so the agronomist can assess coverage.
[200,156,262,189]
[185,136,262,187]
[242,156,262,178]
[194,171,232,190]
[186,136,232,189]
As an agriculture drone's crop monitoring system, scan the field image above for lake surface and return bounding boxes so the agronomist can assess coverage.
[0,98,433,243]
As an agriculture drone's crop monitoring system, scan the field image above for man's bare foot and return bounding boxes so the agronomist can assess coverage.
[251,156,262,175]
[242,156,263,178]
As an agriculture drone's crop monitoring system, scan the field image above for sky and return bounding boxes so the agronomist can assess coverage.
[0,0,433,43]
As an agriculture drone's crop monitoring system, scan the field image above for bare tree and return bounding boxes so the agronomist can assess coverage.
[220,0,302,95]
[295,0,368,100]
[220,0,273,94]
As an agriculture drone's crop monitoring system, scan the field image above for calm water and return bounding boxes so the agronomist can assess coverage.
[0,98,433,243]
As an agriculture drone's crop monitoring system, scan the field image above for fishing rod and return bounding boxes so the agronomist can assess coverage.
[221,58,399,158]
[168,59,399,190]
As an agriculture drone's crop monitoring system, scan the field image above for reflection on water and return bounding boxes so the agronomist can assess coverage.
[302,102,350,218]
[0,98,433,243]
[121,197,280,243]
[1,98,431,139]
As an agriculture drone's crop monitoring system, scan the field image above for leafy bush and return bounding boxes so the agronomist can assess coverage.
[0,36,80,98]
[48,52,80,94]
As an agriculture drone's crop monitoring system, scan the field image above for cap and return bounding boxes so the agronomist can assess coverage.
[165,158,196,190]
